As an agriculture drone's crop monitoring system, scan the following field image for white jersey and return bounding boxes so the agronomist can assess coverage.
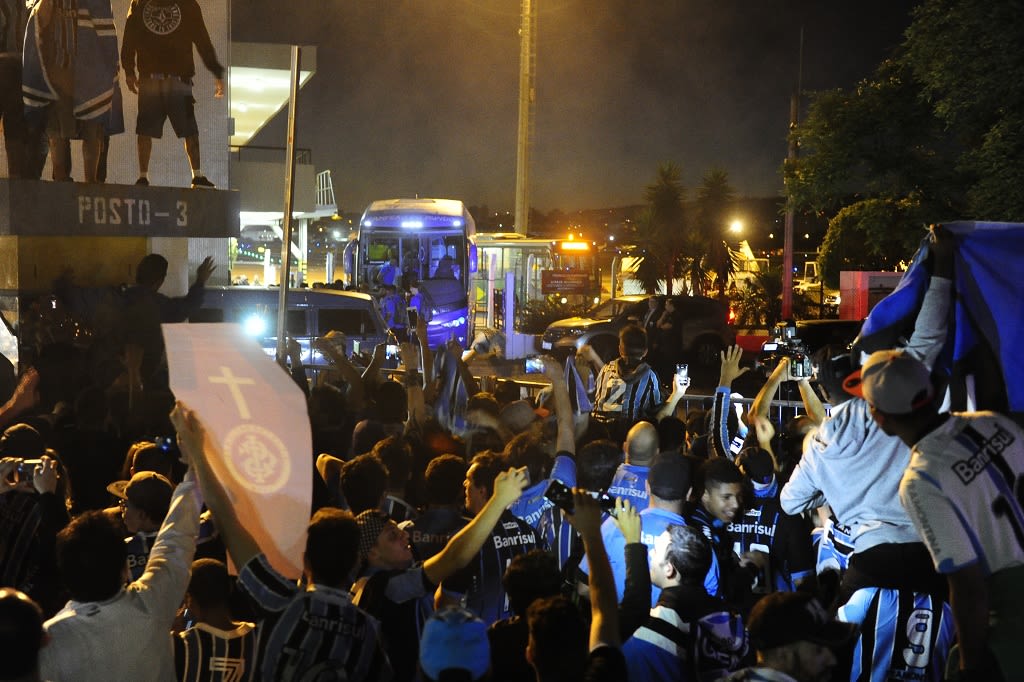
[900,412,1024,576]
[40,479,201,682]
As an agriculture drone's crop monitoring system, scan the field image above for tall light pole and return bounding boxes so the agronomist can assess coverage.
[514,0,536,235]
[782,27,804,319]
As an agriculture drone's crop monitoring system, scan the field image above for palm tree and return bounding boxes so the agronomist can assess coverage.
[735,266,784,331]
[633,163,688,294]
[630,208,663,294]
[693,169,739,298]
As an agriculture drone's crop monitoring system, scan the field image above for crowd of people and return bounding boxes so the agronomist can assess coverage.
[0,226,1022,682]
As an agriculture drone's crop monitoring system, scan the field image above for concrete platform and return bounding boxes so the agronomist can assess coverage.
[0,178,239,239]
[0,178,239,368]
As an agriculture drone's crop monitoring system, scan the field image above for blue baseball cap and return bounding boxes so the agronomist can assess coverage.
[419,606,490,680]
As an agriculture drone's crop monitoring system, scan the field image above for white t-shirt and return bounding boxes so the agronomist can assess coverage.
[900,412,1024,575]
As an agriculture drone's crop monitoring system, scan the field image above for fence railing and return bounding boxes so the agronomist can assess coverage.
[308,365,830,425]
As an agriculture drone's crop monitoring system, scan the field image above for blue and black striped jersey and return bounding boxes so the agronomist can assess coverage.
[401,507,467,562]
[174,622,258,682]
[593,359,661,421]
[441,510,539,624]
[508,453,576,568]
[838,587,954,682]
[238,554,392,681]
[727,491,815,593]
[127,512,222,581]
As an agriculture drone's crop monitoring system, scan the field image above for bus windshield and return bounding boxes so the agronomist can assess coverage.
[349,198,476,348]
[360,232,466,286]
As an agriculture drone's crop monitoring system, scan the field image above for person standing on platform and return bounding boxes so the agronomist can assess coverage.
[21,0,123,182]
[121,0,224,188]
[1,0,46,179]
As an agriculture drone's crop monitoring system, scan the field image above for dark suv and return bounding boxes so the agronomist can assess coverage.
[540,294,736,365]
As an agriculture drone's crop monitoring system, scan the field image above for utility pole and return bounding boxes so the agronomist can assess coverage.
[514,0,536,235]
[781,27,803,319]
[276,45,301,364]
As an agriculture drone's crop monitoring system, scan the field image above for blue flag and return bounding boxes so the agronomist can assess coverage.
[858,221,1024,415]
[432,347,468,432]
[565,355,593,414]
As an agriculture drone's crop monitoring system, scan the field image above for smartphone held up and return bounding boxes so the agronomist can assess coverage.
[544,479,616,515]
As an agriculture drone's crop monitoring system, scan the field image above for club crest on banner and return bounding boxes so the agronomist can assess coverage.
[222,424,291,494]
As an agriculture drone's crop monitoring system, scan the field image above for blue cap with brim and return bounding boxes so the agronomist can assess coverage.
[419,606,490,680]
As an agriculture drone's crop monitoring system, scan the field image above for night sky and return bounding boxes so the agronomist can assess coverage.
[234,1,915,213]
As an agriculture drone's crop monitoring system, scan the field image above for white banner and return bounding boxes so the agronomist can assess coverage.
[164,323,311,578]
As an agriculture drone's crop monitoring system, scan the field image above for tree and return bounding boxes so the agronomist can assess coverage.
[631,163,689,295]
[785,59,961,285]
[693,169,739,298]
[786,61,957,215]
[629,208,664,295]
[733,266,784,332]
[818,198,926,287]
[786,0,1024,284]
[902,0,1024,219]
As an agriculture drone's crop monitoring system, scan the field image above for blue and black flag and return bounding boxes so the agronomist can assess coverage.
[858,221,1024,416]
[565,354,593,414]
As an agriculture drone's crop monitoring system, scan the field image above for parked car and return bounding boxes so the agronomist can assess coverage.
[191,286,389,370]
[540,294,735,365]
[794,285,841,316]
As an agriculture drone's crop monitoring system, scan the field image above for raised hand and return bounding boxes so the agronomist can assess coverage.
[169,402,206,468]
[195,257,217,285]
[492,466,530,507]
[32,455,59,495]
[613,497,640,544]
[718,344,749,388]
[0,457,24,494]
[670,371,691,396]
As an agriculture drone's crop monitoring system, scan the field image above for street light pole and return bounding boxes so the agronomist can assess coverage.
[514,0,536,235]
[782,92,797,319]
[782,27,803,319]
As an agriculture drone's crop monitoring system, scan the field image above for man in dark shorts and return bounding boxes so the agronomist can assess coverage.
[120,0,224,188]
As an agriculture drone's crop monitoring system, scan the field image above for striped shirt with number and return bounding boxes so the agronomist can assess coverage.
[174,622,258,682]
[838,588,954,682]
[238,553,392,681]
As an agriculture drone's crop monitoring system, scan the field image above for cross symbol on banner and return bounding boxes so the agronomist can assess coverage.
[208,366,257,420]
